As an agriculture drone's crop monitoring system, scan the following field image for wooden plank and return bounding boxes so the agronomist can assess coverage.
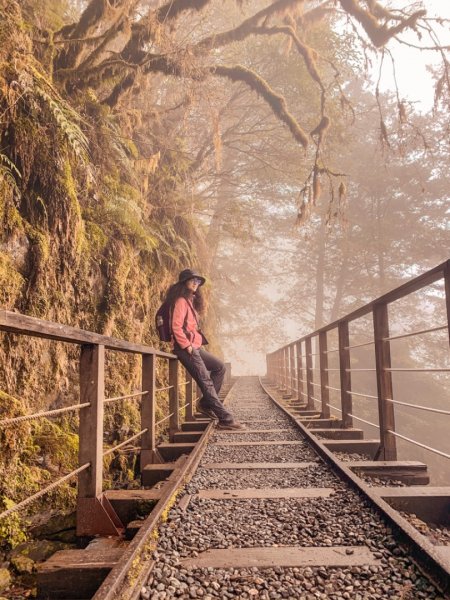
[104,490,162,525]
[212,440,305,447]
[37,539,127,599]
[157,442,196,461]
[201,462,316,470]
[312,428,364,440]
[298,418,341,428]
[214,429,291,435]
[141,464,175,487]
[181,546,381,569]
[181,421,209,432]
[173,431,203,443]
[196,488,334,500]
[347,461,429,485]
[323,439,380,459]
[371,487,450,525]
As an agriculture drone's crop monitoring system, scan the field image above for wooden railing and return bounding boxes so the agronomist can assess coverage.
[266,259,450,461]
[0,310,197,535]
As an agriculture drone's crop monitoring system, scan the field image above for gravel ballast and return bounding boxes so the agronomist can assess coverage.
[140,377,446,600]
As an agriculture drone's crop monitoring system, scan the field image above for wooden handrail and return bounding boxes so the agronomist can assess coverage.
[269,259,450,353]
[0,310,175,358]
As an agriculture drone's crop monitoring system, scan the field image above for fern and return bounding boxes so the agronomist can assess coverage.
[0,153,21,193]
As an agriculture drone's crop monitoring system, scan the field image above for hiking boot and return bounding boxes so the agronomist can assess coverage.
[196,401,217,420]
[217,420,247,430]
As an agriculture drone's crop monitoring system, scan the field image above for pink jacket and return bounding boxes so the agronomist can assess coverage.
[171,297,202,349]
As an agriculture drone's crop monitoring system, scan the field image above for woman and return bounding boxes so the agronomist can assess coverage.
[164,268,245,430]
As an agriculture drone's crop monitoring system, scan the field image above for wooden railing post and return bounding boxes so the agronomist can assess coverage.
[281,348,289,393]
[373,303,397,460]
[338,321,353,428]
[295,341,304,404]
[445,260,450,349]
[140,353,155,469]
[305,337,314,410]
[319,331,330,418]
[169,358,179,440]
[185,372,195,421]
[78,344,104,499]
[289,344,296,397]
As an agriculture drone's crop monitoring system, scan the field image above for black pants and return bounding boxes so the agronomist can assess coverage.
[174,347,233,423]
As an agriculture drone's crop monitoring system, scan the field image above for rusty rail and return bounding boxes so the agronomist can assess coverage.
[266,259,450,461]
[0,310,197,535]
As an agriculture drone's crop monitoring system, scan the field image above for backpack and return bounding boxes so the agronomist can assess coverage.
[155,300,173,342]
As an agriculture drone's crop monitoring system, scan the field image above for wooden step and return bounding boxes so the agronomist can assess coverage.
[141,463,175,487]
[37,538,127,599]
[181,546,381,569]
[104,489,162,524]
[323,439,380,459]
[157,442,196,461]
[125,519,144,540]
[173,431,203,443]
[347,461,430,485]
[299,418,341,429]
[196,488,334,500]
[371,486,450,525]
[312,428,364,440]
[292,409,321,416]
[181,420,209,431]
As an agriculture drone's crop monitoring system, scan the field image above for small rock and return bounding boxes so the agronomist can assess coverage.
[11,555,34,574]
[0,569,11,592]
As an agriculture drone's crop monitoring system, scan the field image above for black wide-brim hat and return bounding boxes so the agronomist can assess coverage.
[178,269,206,286]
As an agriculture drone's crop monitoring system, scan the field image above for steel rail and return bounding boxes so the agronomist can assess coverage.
[384,368,450,372]
[155,412,175,426]
[0,402,91,426]
[384,324,447,342]
[104,391,148,404]
[387,430,450,460]
[92,379,237,600]
[347,413,380,428]
[260,377,450,593]
[0,463,90,520]
[387,399,450,415]
[347,390,378,400]
[344,340,375,350]
[178,402,191,413]
[103,429,148,457]
[155,385,174,392]
[326,403,342,413]
[325,385,341,392]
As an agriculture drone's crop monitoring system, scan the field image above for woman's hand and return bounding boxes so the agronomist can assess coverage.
[186,345,193,354]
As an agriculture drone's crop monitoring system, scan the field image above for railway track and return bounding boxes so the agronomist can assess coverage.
[38,376,449,600]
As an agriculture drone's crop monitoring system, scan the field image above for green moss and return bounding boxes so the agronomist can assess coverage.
[84,221,108,254]
[0,255,25,307]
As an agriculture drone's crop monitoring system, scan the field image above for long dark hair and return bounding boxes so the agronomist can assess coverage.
[164,281,204,313]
